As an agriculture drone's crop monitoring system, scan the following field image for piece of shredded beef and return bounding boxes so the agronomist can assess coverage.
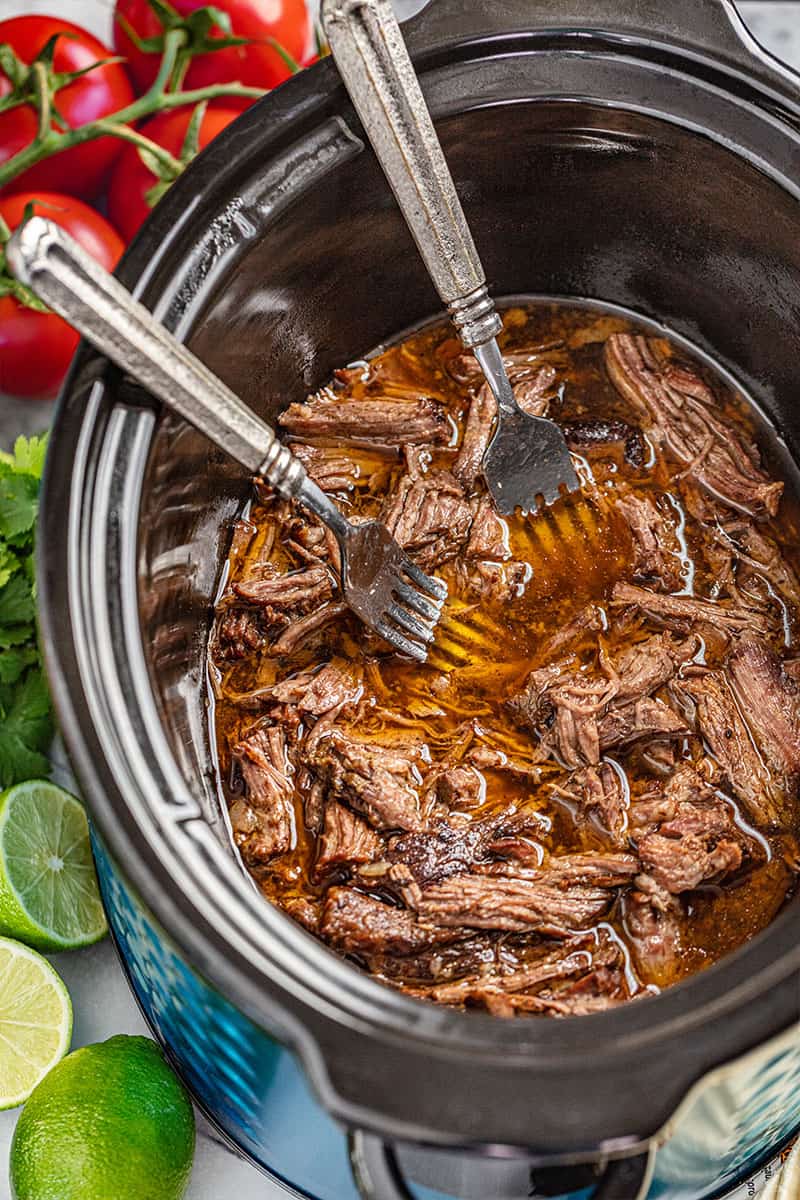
[268,659,362,716]
[414,853,638,935]
[677,671,783,828]
[605,333,782,516]
[320,887,464,956]
[230,726,294,865]
[562,419,646,469]
[728,636,800,787]
[279,394,450,445]
[306,729,426,832]
[272,602,349,657]
[615,493,684,590]
[382,468,474,570]
[234,564,333,614]
[623,874,682,983]
[316,803,382,874]
[611,581,773,637]
[509,634,692,767]
[217,608,264,661]
[557,762,628,843]
[291,443,394,491]
[386,812,536,889]
[635,765,743,893]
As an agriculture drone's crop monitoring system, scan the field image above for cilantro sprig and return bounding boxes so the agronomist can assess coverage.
[0,434,52,788]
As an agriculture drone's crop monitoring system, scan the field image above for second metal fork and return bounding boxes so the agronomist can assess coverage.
[8,216,446,662]
[322,0,580,516]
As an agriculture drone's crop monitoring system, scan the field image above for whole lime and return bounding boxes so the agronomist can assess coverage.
[10,1034,195,1200]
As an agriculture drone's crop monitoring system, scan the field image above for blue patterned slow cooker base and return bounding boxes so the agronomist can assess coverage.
[90,830,800,1200]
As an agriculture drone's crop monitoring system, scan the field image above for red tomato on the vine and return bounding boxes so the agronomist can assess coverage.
[0,17,135,199]
[0,192,124,398]
[107,105,241,241]
[114,0,310,97]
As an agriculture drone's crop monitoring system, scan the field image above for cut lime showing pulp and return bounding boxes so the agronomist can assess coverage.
[0,937,71,1109]
[0,781,107,951]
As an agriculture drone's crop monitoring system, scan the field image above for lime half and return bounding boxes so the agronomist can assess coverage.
[0,937,72,1109]
[0,781,107,951]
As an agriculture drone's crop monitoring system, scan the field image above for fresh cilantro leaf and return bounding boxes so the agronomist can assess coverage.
[0,465,39,541]
[0,434,49,480]
[0,430,51,788]
[0,625,32,649]
[0,645,36,685]
[0,667,52,788]
[0,543,16,590]
[0,573,34,626]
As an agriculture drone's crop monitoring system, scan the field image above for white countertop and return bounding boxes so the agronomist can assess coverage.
[1,3,800,1198]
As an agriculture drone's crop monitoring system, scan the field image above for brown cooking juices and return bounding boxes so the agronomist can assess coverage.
[208,303,800,1017]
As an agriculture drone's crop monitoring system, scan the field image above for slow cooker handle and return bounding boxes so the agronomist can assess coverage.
[349,1131,654,1200]
[402,0,800,101]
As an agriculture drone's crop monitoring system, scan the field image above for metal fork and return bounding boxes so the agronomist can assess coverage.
[321,0,580,516]
[8,216,446,662]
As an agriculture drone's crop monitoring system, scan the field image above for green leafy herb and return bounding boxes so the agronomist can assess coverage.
[0,434,53,789]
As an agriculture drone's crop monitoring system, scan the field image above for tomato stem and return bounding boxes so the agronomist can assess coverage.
[31,61,51,142]
[0,26,265,192]
[94,121,183,178]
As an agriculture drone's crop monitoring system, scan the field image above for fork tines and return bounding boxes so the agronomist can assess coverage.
[378,558,447,662]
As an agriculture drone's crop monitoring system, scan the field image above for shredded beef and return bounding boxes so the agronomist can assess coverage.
[623,875,682,983]
[213,306,799,1020]
[437,764,485,809]
[605,333,782,516]
[466,498,510,560]
[415,854,637,935]
[307,730,425,832]
[382,469,474,570]
[429,935,597,1009]
[678,672,782,828]
[387,812,534,888]
[279,395,449,445]
[320,887,462,956]
[597,697,689,752]
[559,762,628,843]
[728,636,800,787]
[717,517,800,610]
[562,419,646,469]
[510,635,691,767]
[316,803,381,874]
[234,564,332,613]
[231,726,294,865]
[611,581,772,637]
[272,602,348,656]
[636,765,743,893]
[269,659,362,716]
[217,608,264,660]
[615,493,684,590]
[291,443,393,491]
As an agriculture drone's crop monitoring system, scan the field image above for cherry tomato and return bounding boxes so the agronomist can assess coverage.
[0,17,135,199]
[114,0,310,98]
[0,192,124,398]
[107,105,240,241]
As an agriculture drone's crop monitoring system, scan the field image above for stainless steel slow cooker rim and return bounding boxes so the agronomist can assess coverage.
[40,0,800,1153]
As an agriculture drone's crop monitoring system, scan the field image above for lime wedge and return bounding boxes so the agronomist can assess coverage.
[0,937,72,1109]
[0,781,107,952]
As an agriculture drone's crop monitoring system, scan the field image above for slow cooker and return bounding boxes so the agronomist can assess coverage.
[41,1,800,1197]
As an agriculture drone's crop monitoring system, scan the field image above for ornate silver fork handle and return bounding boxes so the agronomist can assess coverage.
[7,216,446,661]
[321,0,502,350]
[7,216,350,533]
